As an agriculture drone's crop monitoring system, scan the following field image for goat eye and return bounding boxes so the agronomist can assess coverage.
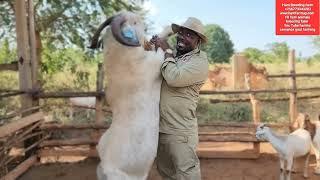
[134,22,137,25]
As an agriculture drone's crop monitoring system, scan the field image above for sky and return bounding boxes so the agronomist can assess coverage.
[142,0,318,57]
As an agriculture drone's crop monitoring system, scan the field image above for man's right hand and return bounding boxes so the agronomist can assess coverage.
[150,35,170,51]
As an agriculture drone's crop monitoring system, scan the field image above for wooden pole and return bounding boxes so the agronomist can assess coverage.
[209,94,320,103]
[0,61,18,71]
[268,73,320,78]
[232,53,250,89]
[92,63,105,145]
[200,87,320,95]
[36,91,104,98]
[15,0,34,113]
[288,50,297,131]
[0,155,37,180]
[95,63,104,124]
[28,0,39,109]
[245,73,261,155]
[15,0,40,158]
[244,74,261,124]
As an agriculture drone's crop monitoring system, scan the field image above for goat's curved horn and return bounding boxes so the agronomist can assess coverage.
[111,15,141,47]
[88,16,115,49]
[305,114,310,121]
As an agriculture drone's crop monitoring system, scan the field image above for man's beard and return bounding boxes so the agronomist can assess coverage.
[176,41,193,56]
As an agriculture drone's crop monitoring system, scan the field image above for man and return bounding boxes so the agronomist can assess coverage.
[152,17,209,180]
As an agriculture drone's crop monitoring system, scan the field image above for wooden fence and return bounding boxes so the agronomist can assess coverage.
[1,0,320,178]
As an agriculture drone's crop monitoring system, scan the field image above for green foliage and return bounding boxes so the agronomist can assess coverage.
[312,36,320,51]
[266,42,289,62]
[197,99,252,124]
[40,42,96,90]
[243,47,264,63]
[306,53,320,66]
[202,24,234,64]
[0,0,143,49]
[0,38,16,64]
[167,34,177,49]
[242,42,290,63]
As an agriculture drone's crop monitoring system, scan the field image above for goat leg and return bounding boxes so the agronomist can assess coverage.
[280,159,285,180]
[286,158,293,180]
[314,147,320,175]
[303,152,310,178]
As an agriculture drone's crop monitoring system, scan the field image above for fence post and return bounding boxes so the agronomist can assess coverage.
[245,73,261,155]
[288,50,297,131]
[232,53,250,89]
[14,0,39,158]
[95,63,104,124]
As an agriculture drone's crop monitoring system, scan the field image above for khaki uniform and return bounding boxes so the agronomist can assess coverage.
[157,48,209,180]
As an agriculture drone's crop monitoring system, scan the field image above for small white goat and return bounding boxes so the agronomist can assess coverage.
[256,123,312,180]
[89,11,172,180]
[313,116,320,174]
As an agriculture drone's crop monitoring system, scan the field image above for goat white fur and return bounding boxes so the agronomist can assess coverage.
[256,123,312,180]
[91,11,172,180]
[294,113,320,175]
[313,120,320,174]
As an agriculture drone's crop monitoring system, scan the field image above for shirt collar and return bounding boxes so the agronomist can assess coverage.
[175,48,200,59]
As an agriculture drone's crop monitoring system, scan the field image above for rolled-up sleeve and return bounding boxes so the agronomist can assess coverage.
[161,55,208,87]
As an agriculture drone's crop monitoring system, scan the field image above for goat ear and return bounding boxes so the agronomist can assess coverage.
[257,123,266,129]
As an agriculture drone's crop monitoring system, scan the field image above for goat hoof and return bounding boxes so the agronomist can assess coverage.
[291,169,298,174]
[314,168,320,175]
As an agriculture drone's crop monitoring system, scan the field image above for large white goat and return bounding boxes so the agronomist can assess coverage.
[89,11,172,180]
[256,123,312,180]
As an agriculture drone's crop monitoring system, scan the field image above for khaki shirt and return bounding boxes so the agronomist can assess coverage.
[159,48,209,135]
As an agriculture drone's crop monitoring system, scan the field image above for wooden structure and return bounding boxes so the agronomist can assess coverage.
[232,53,250,89]
[0,112,47,179]
[1,0,320,179]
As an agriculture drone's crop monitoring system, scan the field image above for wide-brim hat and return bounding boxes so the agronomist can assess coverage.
[172,17,207,43]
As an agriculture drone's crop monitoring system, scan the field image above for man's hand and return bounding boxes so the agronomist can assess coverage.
[150,35,170,51]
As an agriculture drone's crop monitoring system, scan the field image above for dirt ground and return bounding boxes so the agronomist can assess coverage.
[19,143,320,180]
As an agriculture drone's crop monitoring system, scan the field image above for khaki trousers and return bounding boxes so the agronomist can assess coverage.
[156,133,201,180]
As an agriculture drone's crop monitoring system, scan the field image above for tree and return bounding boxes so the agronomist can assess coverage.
[0,0,144,66]
[312,36,320,51]
[202,24,234,64]
[243,47,264,63]
[0,0,144,86]
[1,0,143,47]
[265,42,289,62]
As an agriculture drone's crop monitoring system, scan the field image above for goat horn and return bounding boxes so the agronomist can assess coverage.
[305,114,310,121]
[88,16,115,49]
[111,15,141,47]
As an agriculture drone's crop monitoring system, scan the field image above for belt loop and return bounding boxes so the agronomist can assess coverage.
[184,135,188,143]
